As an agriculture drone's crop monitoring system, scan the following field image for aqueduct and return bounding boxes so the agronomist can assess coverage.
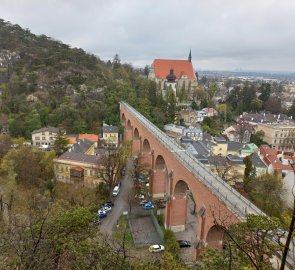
[120,102,264,256]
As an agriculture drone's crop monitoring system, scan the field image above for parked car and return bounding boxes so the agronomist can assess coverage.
[97,210,107,219]
[177,240,191,248]
[143,203,155,210]
[149,245,164,253]
[112,185,120,197]
[101,205,112,212]
[135,193,145,200]
[139,200,149,206]
[102,201,114,207]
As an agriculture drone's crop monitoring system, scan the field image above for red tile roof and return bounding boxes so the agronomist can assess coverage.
[152,59,196,80]
[71,166,84,172]
[78,134,99,142]
[68,137,77,144]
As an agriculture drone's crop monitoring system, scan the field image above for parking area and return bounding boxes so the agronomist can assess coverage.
[128,206,163,247]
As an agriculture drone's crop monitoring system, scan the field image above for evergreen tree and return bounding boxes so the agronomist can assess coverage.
[53,130,69,155]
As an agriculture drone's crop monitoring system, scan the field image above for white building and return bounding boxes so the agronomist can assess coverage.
[32,127,60,147]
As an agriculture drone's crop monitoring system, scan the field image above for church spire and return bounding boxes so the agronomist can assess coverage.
[188,49,192,62]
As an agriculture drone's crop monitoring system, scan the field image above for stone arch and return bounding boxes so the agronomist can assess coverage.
[155,155,166,170]
[206,225,224,249]
[174,180,189,196]
[127,119,132,130]
[142,139,151,153]
[133,128,140,140]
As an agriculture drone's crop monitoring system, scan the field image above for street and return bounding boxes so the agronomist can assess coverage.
[100,159,134,234]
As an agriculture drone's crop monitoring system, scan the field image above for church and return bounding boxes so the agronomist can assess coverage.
[148,51,198,99]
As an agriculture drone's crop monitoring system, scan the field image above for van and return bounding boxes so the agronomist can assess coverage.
[112,185,120,197]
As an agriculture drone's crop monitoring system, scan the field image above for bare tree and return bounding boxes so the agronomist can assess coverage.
[235,120,253,143]
[280,163,295,270]
[97,144,130,198]
[126,187,136,214]
[209,155,238,183]
[210,206,284,270]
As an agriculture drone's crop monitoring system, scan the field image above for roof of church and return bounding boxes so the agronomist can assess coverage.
[152,59,196,80]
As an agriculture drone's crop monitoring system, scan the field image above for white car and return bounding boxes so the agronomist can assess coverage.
[112,185,120,197]
[97,209,107,215]
[149,245,164,253]
[101,206,112,212]
[135,194,145,200]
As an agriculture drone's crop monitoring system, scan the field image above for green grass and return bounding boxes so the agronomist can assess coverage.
[112,215,133,247]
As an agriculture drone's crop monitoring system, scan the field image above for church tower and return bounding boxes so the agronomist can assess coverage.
[188,49,192,62]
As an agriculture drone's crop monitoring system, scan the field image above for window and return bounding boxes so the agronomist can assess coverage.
[42,137,45,140]
[49,132,52,135]
[35,137,40,140]
[49,137,53,140]
[42,132,45,135]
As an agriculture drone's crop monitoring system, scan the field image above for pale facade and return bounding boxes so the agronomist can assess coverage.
[32,127,59,147]
[54,138,103,186]
[256,123,295,150]
[102,125,119,147]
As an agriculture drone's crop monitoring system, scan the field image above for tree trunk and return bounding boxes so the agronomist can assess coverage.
[280,198,295,270]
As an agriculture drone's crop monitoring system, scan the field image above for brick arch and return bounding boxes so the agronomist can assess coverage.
[124,119,133,141]
[155,155,166,169]
[121,113,126,125]
[127,119,132,130]
[140,138,152,169]
[133,128,140,139]
[132,128,140,156]
[142,139,151,153]
[206,225,224,250]
[152,155,167,198]
[174,180,189,196]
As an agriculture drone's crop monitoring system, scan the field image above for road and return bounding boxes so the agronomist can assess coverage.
[100,159,134,235]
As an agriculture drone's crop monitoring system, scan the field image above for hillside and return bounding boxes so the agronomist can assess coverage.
[0,19,168,138]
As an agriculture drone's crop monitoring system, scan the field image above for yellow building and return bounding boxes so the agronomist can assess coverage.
[256,122,295,150]
[102,125,119,147]
[54,138,103,186]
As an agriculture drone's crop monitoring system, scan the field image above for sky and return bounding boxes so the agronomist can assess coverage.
[1,0,295,72]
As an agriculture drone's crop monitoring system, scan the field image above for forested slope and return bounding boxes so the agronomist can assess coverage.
[0,19,169,138]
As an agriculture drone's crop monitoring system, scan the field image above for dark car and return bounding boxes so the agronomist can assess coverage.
[177,240,191,248]
[103,201,114,207]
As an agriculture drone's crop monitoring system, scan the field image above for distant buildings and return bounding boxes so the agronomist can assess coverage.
[256,122,295,150]
[223,121,255,143]
[258,144,294,175]
[31,127,60,148]
[236,112,292,126]
[148,51,198,98]
[178,107,217,126]
[164,124,203,141]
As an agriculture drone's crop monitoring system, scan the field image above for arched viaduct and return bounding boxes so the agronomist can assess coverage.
[120,102,264,256]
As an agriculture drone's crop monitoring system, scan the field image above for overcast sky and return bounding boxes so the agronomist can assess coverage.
[1,0,295,72]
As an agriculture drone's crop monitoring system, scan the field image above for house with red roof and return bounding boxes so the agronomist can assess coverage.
[259,144,282,174]
[148,51,198,98]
